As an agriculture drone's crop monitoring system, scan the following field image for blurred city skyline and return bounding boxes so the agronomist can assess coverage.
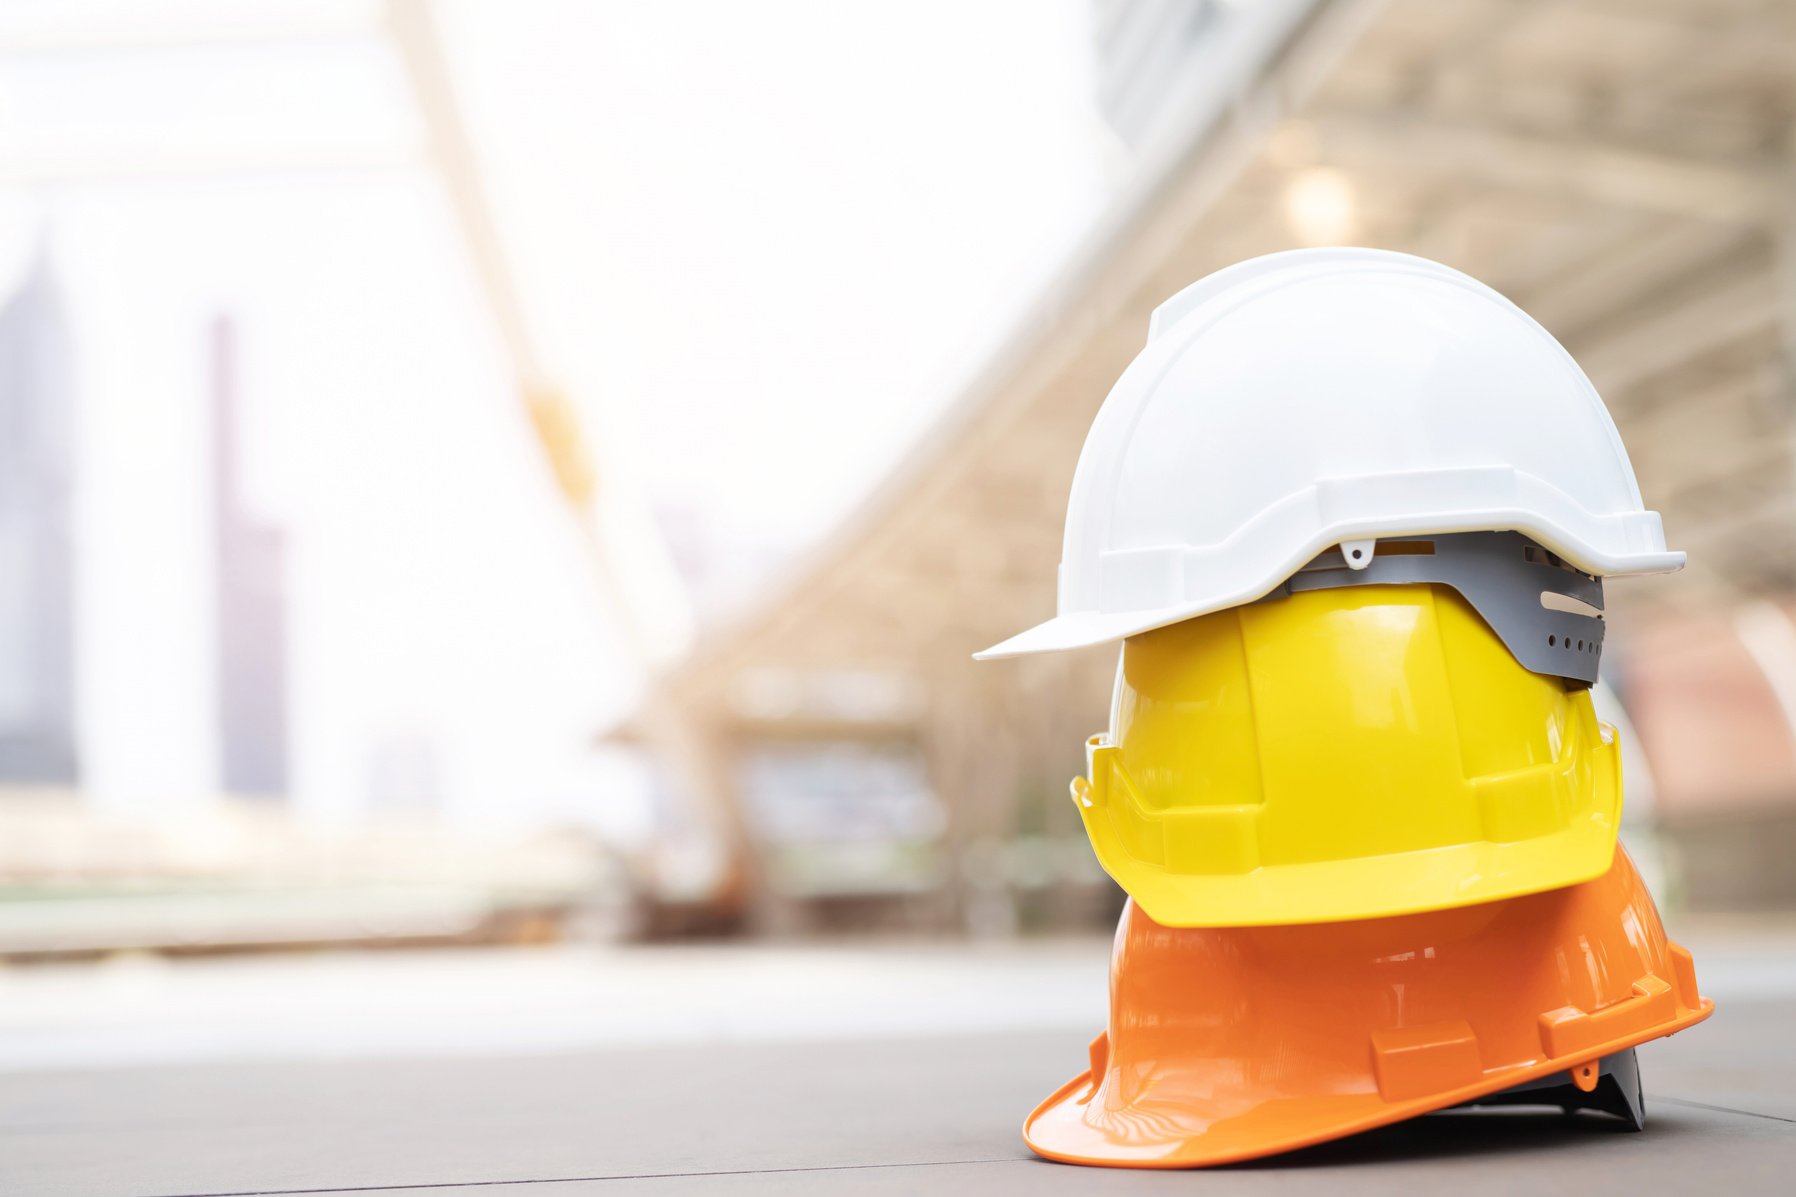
[0,0,1112,840]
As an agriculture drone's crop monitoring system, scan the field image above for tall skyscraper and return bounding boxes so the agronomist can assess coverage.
[0,245,78,786]
[1091,0,1238,148]
[211,317,290,799]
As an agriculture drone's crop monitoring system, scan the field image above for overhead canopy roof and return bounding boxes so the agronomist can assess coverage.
[656,0,1796,726]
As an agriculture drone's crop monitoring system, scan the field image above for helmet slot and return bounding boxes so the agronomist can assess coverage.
[1274,532,1607,686]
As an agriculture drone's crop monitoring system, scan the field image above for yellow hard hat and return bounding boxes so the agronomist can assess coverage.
[1071,580,1622,926]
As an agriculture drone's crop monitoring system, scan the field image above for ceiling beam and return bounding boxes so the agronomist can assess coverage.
[1573,269,1779,398]
[1516,221,1761,338]
[1313,112,1778,224]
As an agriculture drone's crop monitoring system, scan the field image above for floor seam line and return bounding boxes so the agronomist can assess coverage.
[1655,1095,1796,1125]
[132,1156,1034,1197]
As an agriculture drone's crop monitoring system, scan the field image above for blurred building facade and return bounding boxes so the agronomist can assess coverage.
[1091,0,1261,149]
[631,0,1796,929]
[210,317,290,801]
[0,246,79,787]
[0,5,652,958]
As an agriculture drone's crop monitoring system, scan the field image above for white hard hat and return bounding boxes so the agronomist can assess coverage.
[977,247,1681,660]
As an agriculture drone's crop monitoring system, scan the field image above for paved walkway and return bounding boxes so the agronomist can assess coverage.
[2,924,1792,1195]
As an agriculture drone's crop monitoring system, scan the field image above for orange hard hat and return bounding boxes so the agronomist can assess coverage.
[1025,847,1711,1168]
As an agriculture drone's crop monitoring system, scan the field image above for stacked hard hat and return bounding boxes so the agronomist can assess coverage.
[977,248,1713,1168]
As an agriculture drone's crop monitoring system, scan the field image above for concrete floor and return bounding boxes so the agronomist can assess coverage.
[1,926,1792,1195]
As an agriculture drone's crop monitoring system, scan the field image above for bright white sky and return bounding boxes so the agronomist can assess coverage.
[0,0,1116,834]
[447,1,1112,553]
